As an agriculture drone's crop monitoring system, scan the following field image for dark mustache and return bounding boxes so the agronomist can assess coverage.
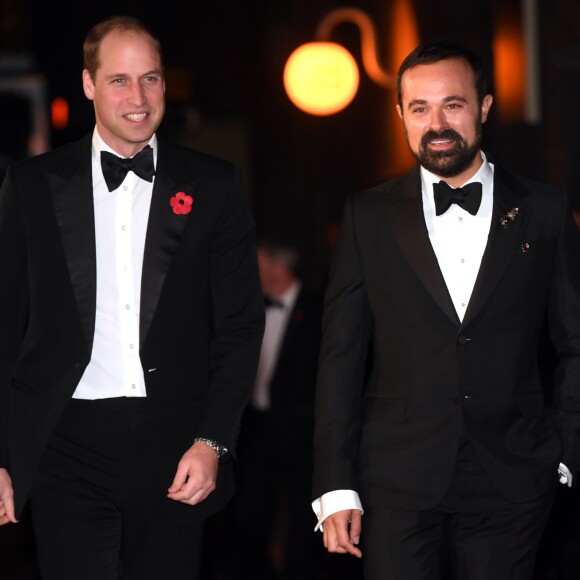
[420,129,464,147]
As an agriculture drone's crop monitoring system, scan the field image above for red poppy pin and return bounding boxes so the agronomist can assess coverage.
[170,192,193,215]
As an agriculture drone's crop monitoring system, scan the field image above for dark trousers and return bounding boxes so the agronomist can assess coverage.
[28,397,203,580]
[362,438,556,580]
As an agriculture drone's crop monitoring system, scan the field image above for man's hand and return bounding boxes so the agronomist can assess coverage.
[322,508,362,558]
[167,441,219,505]
[0,468,17,526]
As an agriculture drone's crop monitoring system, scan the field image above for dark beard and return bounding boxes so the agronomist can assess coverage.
[411,122,482,178]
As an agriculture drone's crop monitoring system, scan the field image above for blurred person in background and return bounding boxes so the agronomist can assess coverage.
[226,235,323,580]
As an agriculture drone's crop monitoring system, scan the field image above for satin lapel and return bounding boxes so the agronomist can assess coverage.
[461,166,529,328]
[48,135,96,351]
[139,145,199,348]
[385,169,460,326]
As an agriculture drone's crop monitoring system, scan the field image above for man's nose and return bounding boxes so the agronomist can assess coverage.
[429,108,448,132]
[128,83,146,106]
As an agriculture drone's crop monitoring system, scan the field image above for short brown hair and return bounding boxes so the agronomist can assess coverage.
[83,15,163,79]
[397,41,488,108]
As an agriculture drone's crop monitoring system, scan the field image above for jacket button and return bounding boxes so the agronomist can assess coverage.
[457,335,471,345]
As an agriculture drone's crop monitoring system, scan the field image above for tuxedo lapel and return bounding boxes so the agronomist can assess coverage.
[46,136,199,353]
[385,169,460,326]
[461,166,529,328]
[48,136,96,352]
[139,140,199,348]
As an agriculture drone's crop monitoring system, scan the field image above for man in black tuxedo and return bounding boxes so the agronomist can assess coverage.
[226,238,323,580]
[312,41,580,580]
[0,15,264,580]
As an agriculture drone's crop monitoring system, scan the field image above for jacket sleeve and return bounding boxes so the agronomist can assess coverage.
[197,167,265,455]
[548,193,580,477]
[312,194,373,499]
[0,167,29,468]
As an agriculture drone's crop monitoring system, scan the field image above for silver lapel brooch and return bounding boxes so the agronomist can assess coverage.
[500,207,519,229]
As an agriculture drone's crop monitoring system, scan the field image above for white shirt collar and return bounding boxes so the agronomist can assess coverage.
[420,151,494,204]
[91,127,158,167]
[275,280,301,310]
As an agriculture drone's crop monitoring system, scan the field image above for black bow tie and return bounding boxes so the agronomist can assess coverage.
[433,181,482,216]
[100,145,155,192]
[264,295,284,309]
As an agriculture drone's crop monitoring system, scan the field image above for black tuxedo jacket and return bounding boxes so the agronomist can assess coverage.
[0,133,265,519]
[313,163,580,511]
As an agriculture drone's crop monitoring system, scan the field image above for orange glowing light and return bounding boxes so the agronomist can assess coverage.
[283,42,360,116]
[493,9,526,123]
[51,97,69,130]
[387,0,421,175]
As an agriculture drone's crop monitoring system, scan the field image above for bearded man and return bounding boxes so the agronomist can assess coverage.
[312,41,580,580]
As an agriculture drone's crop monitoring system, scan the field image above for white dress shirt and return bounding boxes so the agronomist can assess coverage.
[313,153,570,531]
[421,154,493,321]
[73,129,157,399]
[252,282,301,410]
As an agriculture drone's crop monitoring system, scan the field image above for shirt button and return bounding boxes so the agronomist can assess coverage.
[121,225,126,231]
[461,303,466,308]
[129,344,134,349]
[460,258,465,263]
[131,384,136,389]
[459,216,463,222]
[123,186,128,191]
[125,304,130,310]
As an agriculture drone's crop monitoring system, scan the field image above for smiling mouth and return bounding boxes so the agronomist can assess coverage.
[428,138,455,146]
[125,113,148,122]
[421,128,463,150]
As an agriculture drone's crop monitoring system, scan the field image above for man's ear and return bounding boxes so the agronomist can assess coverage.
[82,69,95,101]
[396,104,403,120]
[481,94,493,123]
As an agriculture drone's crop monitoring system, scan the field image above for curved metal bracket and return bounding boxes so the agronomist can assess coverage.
[315,7,394,89]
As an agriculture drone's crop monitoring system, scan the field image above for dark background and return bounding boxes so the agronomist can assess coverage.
[1,0,579,578]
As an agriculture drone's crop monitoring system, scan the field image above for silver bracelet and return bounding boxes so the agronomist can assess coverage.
[194,437,228,460]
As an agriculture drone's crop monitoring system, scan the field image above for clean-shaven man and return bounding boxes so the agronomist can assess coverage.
[0,15,264,580]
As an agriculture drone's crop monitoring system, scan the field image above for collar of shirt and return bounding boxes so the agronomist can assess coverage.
[276,280,301,311]
[91,127,158,196]
[420,151,494,220]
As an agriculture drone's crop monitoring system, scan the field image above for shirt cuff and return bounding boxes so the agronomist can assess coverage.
[312,489,363,532]
[559,462,573,487]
